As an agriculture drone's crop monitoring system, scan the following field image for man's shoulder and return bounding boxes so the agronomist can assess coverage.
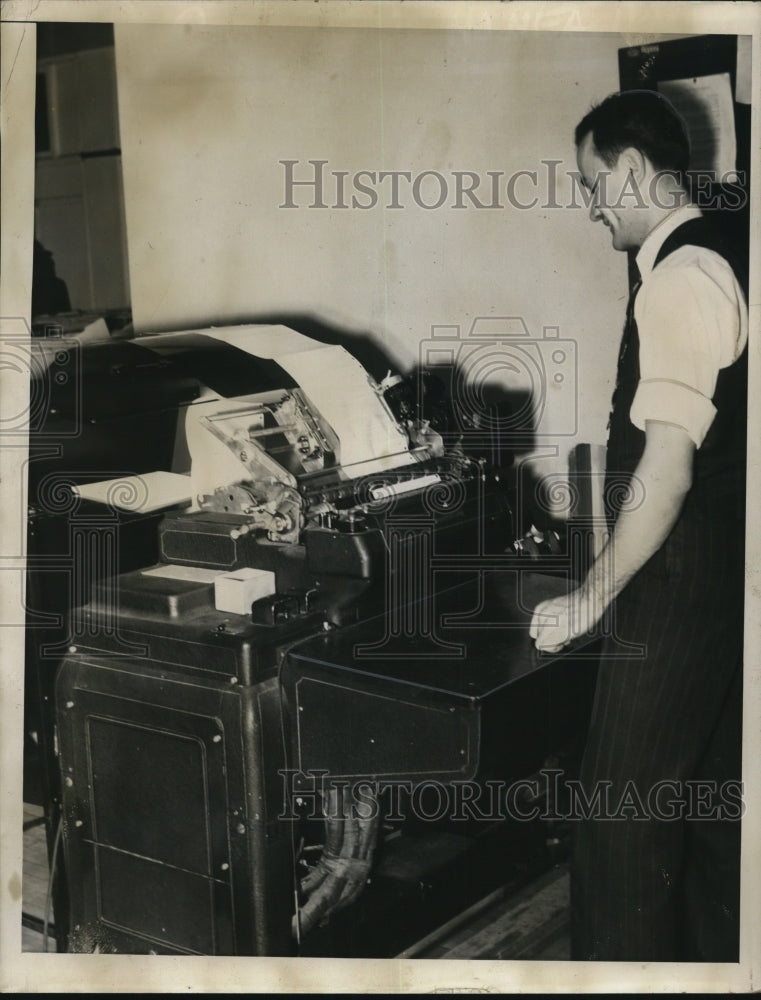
[639,243,746,321]
[653,242,733,272]
[653,216,748,300]
[655,215,748,274]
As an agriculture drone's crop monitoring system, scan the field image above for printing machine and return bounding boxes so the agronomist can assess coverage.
[26,324,598,956]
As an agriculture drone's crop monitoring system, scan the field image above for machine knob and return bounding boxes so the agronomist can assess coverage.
[337,511,367,534]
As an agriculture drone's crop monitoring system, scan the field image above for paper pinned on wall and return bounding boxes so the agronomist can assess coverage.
[658,73,737,178]
[736,36,752,105]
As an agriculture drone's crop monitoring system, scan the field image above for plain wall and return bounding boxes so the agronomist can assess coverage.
[114,25,651,486]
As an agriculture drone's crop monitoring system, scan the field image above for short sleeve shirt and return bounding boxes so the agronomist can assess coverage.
[630,204,748,448]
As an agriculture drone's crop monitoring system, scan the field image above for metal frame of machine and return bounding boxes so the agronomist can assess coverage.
[26,324,598,955]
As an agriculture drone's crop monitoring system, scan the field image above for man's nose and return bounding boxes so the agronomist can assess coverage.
[589,201,603,223]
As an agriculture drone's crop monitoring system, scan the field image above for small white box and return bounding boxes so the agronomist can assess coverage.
[214,567,276,615]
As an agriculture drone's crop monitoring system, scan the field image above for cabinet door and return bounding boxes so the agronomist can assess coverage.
[82,155,131,309]
[35,156,130,311]
[49,55,80,157]
[49,48,120,156]
[77,48,120,153]
[34,157,91,308]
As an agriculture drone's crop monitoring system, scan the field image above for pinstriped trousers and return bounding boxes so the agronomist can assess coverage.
[570,498,744,962]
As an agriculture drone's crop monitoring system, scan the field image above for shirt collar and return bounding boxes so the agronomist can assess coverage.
[636,203,703,278]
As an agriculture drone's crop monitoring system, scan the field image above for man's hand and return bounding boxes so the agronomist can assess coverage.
[529,421,695,654]
[529,587,602,653]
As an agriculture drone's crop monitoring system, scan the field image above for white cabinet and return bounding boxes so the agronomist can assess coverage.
[35,47,130,312]
[39,47,120,157]
[35,155,130,312]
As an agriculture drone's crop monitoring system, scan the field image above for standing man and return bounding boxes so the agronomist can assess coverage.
[530,91,748,961]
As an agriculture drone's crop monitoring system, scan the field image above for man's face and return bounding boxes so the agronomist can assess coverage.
[576,132,649,252]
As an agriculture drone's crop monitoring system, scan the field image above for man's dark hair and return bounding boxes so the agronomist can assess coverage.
[575,90,691,176]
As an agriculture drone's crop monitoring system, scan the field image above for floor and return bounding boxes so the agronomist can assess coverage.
[22,804,53,953]
[397,863,570,960]
[22,804,570,958]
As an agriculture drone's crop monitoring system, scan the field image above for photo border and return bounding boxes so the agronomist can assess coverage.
[1,1,758,993]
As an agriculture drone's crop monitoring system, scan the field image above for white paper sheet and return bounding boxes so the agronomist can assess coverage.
[141,563,224,583]
[198,326,416,472]
[73,471,192,512]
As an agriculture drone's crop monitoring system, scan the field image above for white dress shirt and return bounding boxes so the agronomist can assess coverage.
[630,203,748,447]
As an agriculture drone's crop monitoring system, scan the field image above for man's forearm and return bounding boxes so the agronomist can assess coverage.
[581,442,692,614]
[529,422,695,651]
[581,486,685,613]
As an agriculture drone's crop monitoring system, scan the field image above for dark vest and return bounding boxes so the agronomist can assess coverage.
[605,216,748,527]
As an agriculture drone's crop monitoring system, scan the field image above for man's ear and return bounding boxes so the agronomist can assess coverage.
[616,146,648,182]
